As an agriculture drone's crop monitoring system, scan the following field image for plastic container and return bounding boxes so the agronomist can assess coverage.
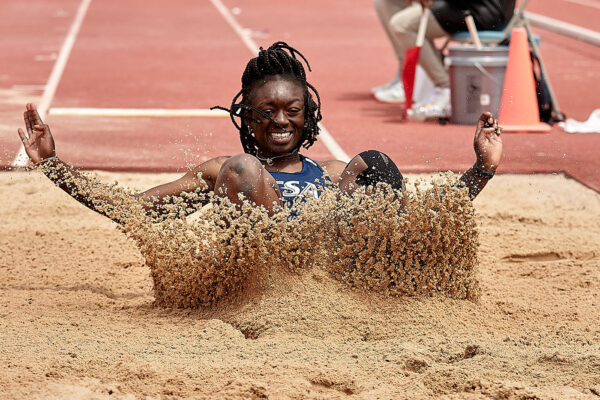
[445,45,508,125]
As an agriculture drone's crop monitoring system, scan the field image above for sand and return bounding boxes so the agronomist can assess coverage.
[1,170,599,399]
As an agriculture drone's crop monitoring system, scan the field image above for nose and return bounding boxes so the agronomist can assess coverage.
[272,110,289,128]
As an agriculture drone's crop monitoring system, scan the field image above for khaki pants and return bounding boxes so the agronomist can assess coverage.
[374,0,449,87]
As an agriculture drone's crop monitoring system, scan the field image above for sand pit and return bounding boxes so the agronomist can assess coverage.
[1,170,599,399]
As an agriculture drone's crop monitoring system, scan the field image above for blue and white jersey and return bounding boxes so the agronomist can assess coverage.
[267,155,331,207]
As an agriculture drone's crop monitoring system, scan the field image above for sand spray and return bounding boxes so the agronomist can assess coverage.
[39,162,480,307]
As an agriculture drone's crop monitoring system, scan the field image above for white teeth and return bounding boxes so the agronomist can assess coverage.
[271,131,291,139]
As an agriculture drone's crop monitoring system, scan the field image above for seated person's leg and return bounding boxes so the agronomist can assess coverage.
[339,150,405,195]
[410,11,452,118]
[215,154,281,210]
[372,0,413,97]
[389,3,452,118]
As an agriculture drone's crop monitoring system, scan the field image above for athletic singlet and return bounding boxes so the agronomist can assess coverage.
[267,155,331,207]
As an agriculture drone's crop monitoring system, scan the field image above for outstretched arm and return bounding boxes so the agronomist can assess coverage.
[17,103,222,223]
[459,112,503,200]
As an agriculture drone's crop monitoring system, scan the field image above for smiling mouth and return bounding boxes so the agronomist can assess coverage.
[270,131,292,140]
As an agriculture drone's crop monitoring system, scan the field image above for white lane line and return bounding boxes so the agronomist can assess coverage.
[49,108,230,117]
[13,0,92,167]
[11,85,47,91]
[209,0,350,162]
[562,0,600,10]
[316,123,350,163]
[209,0,259,54]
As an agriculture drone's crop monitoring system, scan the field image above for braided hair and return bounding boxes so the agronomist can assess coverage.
[212,42,322,157]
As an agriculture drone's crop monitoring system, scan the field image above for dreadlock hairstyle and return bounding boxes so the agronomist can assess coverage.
[211,42,322,157]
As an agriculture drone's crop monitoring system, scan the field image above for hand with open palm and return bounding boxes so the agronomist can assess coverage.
[17,103,56,165]
[473,112,503,172]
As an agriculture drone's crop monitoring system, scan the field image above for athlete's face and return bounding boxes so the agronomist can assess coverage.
[246,76,305,157]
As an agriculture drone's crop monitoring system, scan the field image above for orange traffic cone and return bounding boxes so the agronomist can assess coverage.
[498,27,551,133]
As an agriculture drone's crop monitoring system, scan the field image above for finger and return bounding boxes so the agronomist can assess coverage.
[479,111,492,121]
[24,110,35,136]
[481,114,499,137]
[483,127,497,139]
[25,103,43,127]
[17,128,29,144]
[30,105,44,126]
[477,111,493,129]
[36,123,52,138]
[480,124,496,136]
[26,103,38,113]
[31,125,45,139]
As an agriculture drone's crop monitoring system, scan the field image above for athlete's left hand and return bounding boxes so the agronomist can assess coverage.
[473,112,503,172]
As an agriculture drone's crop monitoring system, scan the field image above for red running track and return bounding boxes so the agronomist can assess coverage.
[1,0,599,192]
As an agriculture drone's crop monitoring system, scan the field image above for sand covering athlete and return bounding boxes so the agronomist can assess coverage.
[18,42,502,219]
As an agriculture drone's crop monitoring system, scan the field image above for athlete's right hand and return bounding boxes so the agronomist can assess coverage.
[17,103,56,165]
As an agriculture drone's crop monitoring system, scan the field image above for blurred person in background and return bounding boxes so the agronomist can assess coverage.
[373,0,515,119]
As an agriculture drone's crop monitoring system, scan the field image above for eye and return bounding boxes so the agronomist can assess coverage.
[288,108,301,115]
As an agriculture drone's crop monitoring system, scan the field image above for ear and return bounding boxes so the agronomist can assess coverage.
[241,108,251,124]
[241,111,257,127]
[242,107,262,126]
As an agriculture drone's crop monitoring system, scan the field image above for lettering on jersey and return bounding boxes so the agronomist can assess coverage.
[276,180,320,200]
[279,181,300,196]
